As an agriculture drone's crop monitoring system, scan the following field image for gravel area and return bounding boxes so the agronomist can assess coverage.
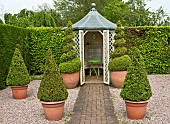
[109,74,170,124]
[0,80,80,124]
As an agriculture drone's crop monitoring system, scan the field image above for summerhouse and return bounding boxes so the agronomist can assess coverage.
[73,3,117,85]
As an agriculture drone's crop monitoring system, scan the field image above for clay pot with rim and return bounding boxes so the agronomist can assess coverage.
[41,101,65,121]
[61,71,80,89]
[125,100,149,120]
[110,71,127,88]
[11,85,28,99]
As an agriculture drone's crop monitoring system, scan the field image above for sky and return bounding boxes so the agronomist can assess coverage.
[0,0,170,20]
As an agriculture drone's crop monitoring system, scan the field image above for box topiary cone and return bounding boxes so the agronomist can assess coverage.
[120,47,152,120]
[59,21,81,89]
[37,49,68,121]
[6,47,31,99]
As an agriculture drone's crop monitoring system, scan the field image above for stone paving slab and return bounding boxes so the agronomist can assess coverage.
[68,83,118,124]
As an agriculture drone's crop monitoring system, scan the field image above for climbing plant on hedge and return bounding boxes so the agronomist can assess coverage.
[120,47,152,101]
[37,49,68,102]
[6,47,30,86]
[59,21,81,73]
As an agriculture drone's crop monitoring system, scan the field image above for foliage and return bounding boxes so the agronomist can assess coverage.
[29,27,65,75]
[6,48,30,86]
[59,21,81,73]
[103,0,170,26]
[0,19,3,24]
[120,47,152,101]
[139,27,170,74]
[108,55,131,71]
[29,10,56,27]
[109,27,130,71]
[124,26,170,74]
[53,0,113,26]
[4,9,56,28]
[0,24,29,89]
[37,49,68,102]
[59,58,81,73]
[111,47,127,58]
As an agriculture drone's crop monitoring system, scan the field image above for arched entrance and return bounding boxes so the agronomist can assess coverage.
[84,31,103,83]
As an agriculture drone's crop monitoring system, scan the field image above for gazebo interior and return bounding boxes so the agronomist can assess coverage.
[84,31,103,83]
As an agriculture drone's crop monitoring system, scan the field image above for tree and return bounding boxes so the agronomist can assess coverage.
[103,0,170,26]
[4,9,56,28]
[53,0,113,26]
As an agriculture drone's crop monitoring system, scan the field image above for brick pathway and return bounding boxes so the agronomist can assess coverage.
[68,83,118,124]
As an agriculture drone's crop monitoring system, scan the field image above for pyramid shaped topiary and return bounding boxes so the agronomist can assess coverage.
[120,47,152,101]
[37,49,68,102]
[6,47,30,86]
[59,21,81,73]
[108,22,131,71]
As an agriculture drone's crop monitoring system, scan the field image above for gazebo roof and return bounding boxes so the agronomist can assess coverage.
[73,3,117,30]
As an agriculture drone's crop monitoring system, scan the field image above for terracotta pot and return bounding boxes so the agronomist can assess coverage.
[125,100,148,120]
[41,101,65,121]
[61,71,80,89]
[11,85,28,99]
[110,71,127,88]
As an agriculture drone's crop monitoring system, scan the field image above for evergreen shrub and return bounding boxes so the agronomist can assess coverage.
[108,27,130,71]
[37,49,68,102]
[120,47,152,101]
[6,47,30,86]
[108,55,131,71]
[0,24,29,89]
[59,21,81,73]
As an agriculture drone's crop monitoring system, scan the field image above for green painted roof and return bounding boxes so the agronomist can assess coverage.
[73,3,117,30]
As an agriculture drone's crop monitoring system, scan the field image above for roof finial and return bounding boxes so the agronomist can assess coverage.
[91,3,96,11]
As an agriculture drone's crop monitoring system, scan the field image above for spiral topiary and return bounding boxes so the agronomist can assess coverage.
[37,49,68,102]
[120,47,152,101]
[59,21,81,73]
[108,23,131,72]
[6,47,30,86]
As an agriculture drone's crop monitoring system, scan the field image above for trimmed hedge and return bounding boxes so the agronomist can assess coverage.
[124,27,170,74]
[29,27,65,75]
[0,25,65,89]
[0,24,29,89]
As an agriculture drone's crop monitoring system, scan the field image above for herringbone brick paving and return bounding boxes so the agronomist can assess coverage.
[68,83,118,124]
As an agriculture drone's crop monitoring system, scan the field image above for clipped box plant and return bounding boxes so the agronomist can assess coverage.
[59,21,81,89]
[108,23,131,88]
[120,47,152,119]
[37,49,68,121]
[6,47,31,99]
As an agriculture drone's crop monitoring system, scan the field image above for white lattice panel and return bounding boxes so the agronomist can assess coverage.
[73,31,80,57]
[109,31,115,60]
[103,30,109,84]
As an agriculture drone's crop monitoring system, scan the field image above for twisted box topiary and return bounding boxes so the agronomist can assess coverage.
[37,49,68,102]
[59,21,81,88]
[108,24,131,88]
[59,21,81,73]
[120,47,152,101]
[108,27,130,71]
[6,47,30,86]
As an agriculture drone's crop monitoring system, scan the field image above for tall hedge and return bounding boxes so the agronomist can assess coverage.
[125,26,170,74]
[0,24,29,89]
[29,27,65,74]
